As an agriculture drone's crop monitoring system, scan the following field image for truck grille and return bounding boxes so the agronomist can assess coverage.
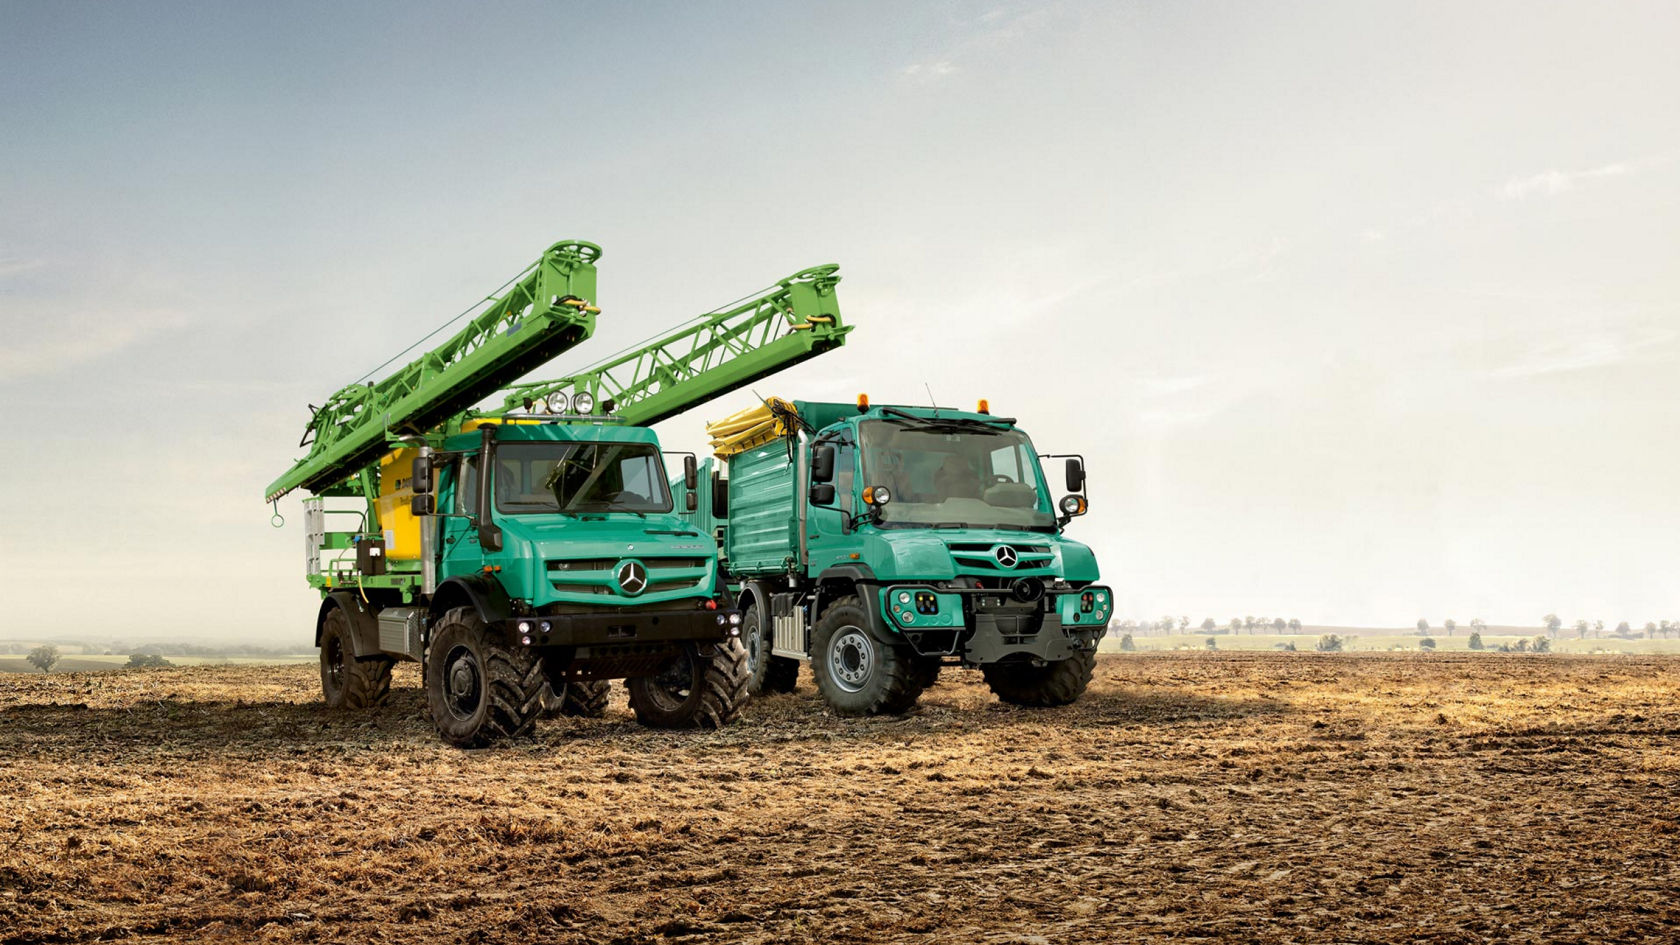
[546,557,710,596]
[946,542,1054,571]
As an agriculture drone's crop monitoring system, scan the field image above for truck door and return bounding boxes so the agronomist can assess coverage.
[439,455,487,577]
[806,437,856,569]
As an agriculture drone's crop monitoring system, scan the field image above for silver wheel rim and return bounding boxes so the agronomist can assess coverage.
[744,615,762,674]
[828,625,874,693]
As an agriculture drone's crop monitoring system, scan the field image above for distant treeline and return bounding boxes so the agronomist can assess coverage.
[0,641,308,657]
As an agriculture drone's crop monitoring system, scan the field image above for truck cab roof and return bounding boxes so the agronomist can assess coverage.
[792,401,1017,437]
[443,419,661,451]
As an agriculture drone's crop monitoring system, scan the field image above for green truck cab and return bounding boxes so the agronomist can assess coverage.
[684,399,1112,715]
[309,417,748,748]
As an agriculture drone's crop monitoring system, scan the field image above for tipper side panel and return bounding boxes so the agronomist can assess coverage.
[723,441,798,574]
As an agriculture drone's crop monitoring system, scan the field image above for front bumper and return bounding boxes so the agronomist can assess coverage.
[880,584,1112,664]
[496,607,741,649]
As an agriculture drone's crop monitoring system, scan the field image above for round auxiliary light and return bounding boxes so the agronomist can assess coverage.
[517,621,532,633]
[572,390,596,415]
[546,392,570,415]
[729,613,742,625]
[897,591,911,605]
[871,486,892,506]
[1059,495,1084,515]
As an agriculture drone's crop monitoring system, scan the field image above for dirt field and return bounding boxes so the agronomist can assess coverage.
[2,653,1676,944]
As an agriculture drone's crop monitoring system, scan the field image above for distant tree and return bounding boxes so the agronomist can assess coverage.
[1532,636,1551,653]
[1201,617,1217,632]
[1543,614,1562,634]
[1272,617,1286,632]
[1661,620,1674,637]
[1158,616,1176,632]
[1443,619,1456,636]
[1179,616,1190,631]
[1275,641,1297,652]
[1645,622,1658,638]
[1616,621,1632,637]
[26,645,60,674]
[126,653,173,669]
[1470,618,1486,633]
[1514,639,1530,653]
[1245,616,1256,632]
[1467,632,1484,651]
[1315,634,1343,653]
[1417,618,1429,634]
[1288,618,1301,632]
[1573,619,1589,639]
[1205,636,1218,651]
[1594,620,1604,637]
[1419,637,1437,651]
[1120,633,1136,652]
[1229,618,1242,633]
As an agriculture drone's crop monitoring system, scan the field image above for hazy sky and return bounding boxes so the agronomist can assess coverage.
[3,1,1677,644]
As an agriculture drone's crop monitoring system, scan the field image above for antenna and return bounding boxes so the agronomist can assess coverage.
[924,382,939,415]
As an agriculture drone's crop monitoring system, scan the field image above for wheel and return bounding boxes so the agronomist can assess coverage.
[981,650,1096,707]
[539,679,613,718]
[742,601,799,696]
[425,607,545,748]
[626,639,750,729]
[319,606,392,709]
[809,595,923,716]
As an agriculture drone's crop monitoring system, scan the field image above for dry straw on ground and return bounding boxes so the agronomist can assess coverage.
[2,653,1676,943]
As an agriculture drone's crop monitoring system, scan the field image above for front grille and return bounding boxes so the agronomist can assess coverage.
[947,542,1055,571]
[547,555,710,596]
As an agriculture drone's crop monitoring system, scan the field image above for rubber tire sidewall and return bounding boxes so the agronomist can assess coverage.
[809,596,922,716]
[425,608,543,748]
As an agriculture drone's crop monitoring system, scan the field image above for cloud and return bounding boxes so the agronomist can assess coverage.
[1500,161,1631,199]
[1489,328,1677,378]
[901,59,956,79]
[898,1,1057,81]
[0,255,47,277]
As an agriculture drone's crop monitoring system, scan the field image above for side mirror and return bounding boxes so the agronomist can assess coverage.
[1065,458,1085,493]
[711,473,729,517]
[809,483,836,505]
[685,492,698,513]
[411,454,432,494]
[478,523,503,553]
[411,494,436,516]
[684,455,698,491]
[812,445,836,483]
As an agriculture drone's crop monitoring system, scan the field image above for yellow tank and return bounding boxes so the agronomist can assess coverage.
[375,448,424,560]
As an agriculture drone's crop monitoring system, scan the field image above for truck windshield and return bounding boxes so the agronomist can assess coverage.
[493,442,673,515]
[856,420,1054,530]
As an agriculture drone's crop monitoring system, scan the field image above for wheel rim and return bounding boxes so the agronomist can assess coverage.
[442,644,483,720]
[743,614,762,674]
[827,626,874,693]
[323,632,346,694]
[642,648,697,711]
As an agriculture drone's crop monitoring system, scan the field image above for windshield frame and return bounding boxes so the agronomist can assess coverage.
[853,418,1056,531]
[491,440,676,516]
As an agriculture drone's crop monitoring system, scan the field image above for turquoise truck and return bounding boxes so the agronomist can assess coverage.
[683,396,1113,715]
[265,241,849,746]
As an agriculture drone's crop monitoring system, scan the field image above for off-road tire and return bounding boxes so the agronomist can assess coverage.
[810,595,923,716]
[626,639,751,729]
[319,606,393,710]
[981,650,1096,707]
[425,607,545,748]
[742,602,799,695]
[544,679,612,718]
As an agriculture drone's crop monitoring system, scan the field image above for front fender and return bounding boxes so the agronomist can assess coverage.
[318,592,380,658]
[429,574,515,625]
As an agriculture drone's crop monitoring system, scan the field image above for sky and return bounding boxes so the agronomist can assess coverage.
[2,1,1677,645]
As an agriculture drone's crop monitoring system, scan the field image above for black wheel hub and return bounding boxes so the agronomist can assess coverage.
[443,645,483,719]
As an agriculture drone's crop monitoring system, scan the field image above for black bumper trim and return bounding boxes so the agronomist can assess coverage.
[497,608,738,648]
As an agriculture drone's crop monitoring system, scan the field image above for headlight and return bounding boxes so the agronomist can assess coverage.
[546,392,570,414]
[864,486,892,506]
[572,390,596,415]
[897,591,911,605]
[1059,495,1086,515]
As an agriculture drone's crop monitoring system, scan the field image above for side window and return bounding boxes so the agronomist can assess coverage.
[456,456,478,514]
[835,440,855,512]
[619,454,654,502]
[990,445,1022,482]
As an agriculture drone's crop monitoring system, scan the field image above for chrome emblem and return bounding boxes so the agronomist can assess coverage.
[616,559,648,595]
[994,545,1019,569]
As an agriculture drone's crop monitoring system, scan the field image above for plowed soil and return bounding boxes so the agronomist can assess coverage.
[2,653,1676,944]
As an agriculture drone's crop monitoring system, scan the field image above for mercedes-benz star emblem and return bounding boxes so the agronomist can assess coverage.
[994,545,1019,569]
[616,560,648,595]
